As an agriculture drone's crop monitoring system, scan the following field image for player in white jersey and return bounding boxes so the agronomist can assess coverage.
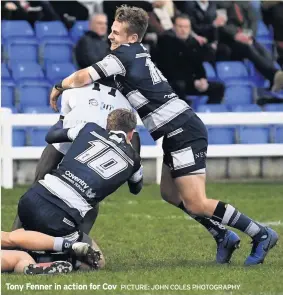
[12,83,141,236]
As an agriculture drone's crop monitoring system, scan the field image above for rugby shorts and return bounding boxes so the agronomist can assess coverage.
[163,114,208,178]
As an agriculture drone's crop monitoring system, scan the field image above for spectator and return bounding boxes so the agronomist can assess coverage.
[216,0,283,91]
[75,13,109,69]
[2,1,44,25]
[261,1,283,67]
[156,14,224,104]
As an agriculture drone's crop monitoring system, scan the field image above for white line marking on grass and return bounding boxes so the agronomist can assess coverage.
[99,212,282,227]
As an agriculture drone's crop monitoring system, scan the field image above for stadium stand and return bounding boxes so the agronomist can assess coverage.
[70,20,89,43]
[1,12,282,156]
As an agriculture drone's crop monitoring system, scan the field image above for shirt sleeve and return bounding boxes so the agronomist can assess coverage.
[90,45,132,80]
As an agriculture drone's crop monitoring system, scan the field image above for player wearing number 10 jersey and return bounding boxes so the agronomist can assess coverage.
[17,109,143,264]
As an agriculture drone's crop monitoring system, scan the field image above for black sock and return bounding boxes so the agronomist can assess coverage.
[211,201,267,241]
[178,202,227,241]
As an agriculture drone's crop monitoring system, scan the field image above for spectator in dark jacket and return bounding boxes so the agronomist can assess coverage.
[261,1,283,67]
[216,0,283,91]
[75,13,109,69]
[156,14,224,104]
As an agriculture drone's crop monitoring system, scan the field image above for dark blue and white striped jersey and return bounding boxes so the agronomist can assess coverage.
[90,43,194,140]
[39,122,142,223]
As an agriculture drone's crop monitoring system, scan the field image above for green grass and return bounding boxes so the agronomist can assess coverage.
[1,183,283,295]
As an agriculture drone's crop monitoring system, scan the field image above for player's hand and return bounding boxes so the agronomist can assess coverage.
[50,87,62,112]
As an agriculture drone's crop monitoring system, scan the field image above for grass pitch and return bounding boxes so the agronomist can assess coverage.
[1,183,283,295]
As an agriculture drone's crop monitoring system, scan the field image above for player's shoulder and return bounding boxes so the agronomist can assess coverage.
[111,43,146,63]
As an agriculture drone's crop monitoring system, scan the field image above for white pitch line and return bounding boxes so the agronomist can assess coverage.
[99,212,282,226]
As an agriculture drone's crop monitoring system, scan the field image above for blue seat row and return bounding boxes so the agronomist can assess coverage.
[2,20,89,43]
[207,126,283,144]
[2,37,74,65]
[197,103,283,112]
[2,62,76,84]
[12,125,283,147]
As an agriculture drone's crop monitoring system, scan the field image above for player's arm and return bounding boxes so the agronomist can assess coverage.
[128,164,143,195]
[50,49,128,111]
[45,120,86,144]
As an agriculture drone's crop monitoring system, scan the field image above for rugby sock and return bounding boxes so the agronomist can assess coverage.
[53,238,73,252]
[178,203,227,241]
[211,201,267,241]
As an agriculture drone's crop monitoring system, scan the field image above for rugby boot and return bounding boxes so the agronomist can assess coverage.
[216,230,241,264]
[245,227,278,266]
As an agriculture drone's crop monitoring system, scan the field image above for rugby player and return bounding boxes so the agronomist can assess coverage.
[49,5,279,265]
[17,109,143,269]
[1,229,100,274]
[12,82,141,237]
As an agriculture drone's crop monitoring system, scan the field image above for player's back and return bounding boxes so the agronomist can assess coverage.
[53,83,133,154]
[93,43,194,140]
[40,123,141,223]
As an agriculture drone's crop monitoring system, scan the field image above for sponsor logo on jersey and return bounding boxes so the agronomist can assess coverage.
[195,151,207,159]
[100,102,114,111]
[62,171,89,193]
[164,93,177,99]
[85,188,96,199]
[89,98,98,106]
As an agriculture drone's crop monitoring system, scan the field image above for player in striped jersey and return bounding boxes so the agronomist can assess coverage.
[49,5,278,266]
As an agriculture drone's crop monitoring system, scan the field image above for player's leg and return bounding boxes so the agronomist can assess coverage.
[2,229,84,254]
[1,250,34,273]
[169,115,278,265]
[1,250,72,274]
[160,163,239,264]
[11,144,64,231]
[79,204,99,235]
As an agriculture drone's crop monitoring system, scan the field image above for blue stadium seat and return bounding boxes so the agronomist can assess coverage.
[13,128,26,146]
[207,127,235,144]
[216,62,248,81]
[203,62,216,79]
[136,126,155,145]
[30,128,49,146]
[274,126,283,143]
[70,21,89,43]
[22,106,54,114]
[224,85,254,105]
[256,21,272,39]
[1,84,15,107]
[35,21,68,39]
[230,104,262,112]
[46,63,76,83]
[17,81,51,108]
[264,104,283,112]
[11,62,44,81]
[239,127,269,144]
[2,21,34,39]
[1,63,11,79]
[197,104,229,112]
[4,37,38,62]
[39,38,73,64]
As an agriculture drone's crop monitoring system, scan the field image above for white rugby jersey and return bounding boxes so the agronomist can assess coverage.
[53,83,133,154]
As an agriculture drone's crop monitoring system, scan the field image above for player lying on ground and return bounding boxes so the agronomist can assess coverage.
[12,82,141,236]
[49,5,279,266]
[17,109,143,269]
[1,229,101,274]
